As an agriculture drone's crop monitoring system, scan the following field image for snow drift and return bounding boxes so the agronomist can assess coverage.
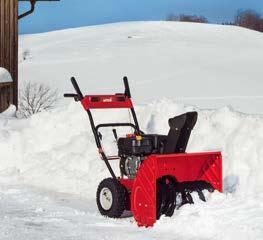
[4,20,263,198]
[1,100,263,198]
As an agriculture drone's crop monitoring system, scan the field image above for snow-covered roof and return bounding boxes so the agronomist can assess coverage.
[0,67,13,83]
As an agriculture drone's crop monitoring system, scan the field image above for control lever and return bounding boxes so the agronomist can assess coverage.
[98,132,103,140]
[112,129,118,141]
[64,93,80,102]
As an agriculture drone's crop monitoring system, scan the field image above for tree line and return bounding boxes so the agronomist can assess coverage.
[167,9,263,32]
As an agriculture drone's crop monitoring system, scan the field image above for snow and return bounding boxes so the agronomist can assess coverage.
[0,67,13,83]
[19,21,263,114]
[0,105,16,118]
[1,100,263,239]
[1,180,262,240]
[1,101,263,196]
[1,21,263,239]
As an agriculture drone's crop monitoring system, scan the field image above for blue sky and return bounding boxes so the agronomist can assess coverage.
[19,0,263,34]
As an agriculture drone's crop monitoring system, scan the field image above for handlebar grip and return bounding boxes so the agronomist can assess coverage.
[64,93,78,98]
[123,76,131,98]
[71,77,84,100]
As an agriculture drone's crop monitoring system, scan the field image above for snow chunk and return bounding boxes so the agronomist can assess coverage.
[0,105,16,118]
[0,67,13,83]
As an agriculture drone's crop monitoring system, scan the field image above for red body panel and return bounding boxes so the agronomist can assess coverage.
[120,178,134,192]
[120,151,222,227]
[81,94,133,110]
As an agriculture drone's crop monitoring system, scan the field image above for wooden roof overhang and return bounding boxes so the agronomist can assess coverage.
[18,0,60,19]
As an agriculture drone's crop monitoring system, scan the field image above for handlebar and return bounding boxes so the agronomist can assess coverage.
[64,93,78,98]
[71,77,84,99]
[64,77,84,101]
[95,123,143,135]
[123,76,131,98]
[64,76,131,101]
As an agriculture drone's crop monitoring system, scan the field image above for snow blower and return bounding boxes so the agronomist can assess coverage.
[64,76,222,227]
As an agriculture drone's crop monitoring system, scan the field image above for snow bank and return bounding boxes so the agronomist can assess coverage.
[2,21,262,198]
[0,67,13,83]
[1,100,263,197]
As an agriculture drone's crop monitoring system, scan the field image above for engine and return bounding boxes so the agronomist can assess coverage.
[117,134,167,179]
[119,155,144,179]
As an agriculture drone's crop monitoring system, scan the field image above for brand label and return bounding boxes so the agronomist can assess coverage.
[103,97,113,102]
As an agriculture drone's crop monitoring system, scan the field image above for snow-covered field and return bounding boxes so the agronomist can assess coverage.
[19,21,263,114]
[1,22,263,239]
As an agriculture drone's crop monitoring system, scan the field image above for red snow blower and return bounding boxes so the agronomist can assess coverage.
[64,77,222,227]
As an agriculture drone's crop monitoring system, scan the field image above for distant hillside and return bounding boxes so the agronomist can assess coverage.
[19,21,263,113]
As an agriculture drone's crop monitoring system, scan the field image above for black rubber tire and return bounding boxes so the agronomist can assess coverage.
[96,178,127,218]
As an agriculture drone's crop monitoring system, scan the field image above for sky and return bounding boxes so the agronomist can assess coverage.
[19,0,263,34]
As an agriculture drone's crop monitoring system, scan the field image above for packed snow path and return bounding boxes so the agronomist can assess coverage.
[0,178,263,240]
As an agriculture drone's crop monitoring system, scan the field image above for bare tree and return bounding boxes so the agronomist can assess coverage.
[166,14,179,21]
[234,9,263,32]
[179,14,208,23]
[166,14,208,23]
[18,81,58,118]
[221,22,235,26]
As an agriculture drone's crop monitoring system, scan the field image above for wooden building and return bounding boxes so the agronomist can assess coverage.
[0,0,18,112]
[0,0,59,112]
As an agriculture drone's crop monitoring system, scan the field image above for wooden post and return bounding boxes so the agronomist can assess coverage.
[0,0,18,112]
[0,0,59,112]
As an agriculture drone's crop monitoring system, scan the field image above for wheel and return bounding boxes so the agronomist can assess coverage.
[96,178,127,218]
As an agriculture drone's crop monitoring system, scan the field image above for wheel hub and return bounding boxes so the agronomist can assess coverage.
[100,187,113,210]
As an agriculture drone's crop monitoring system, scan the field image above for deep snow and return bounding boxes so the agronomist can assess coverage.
[1,100,263,239]
[1,22,263,239]
[2,101,263,197]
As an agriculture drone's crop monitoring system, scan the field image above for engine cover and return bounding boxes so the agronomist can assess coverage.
[118,136,153,156]
[118,135,168,178]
